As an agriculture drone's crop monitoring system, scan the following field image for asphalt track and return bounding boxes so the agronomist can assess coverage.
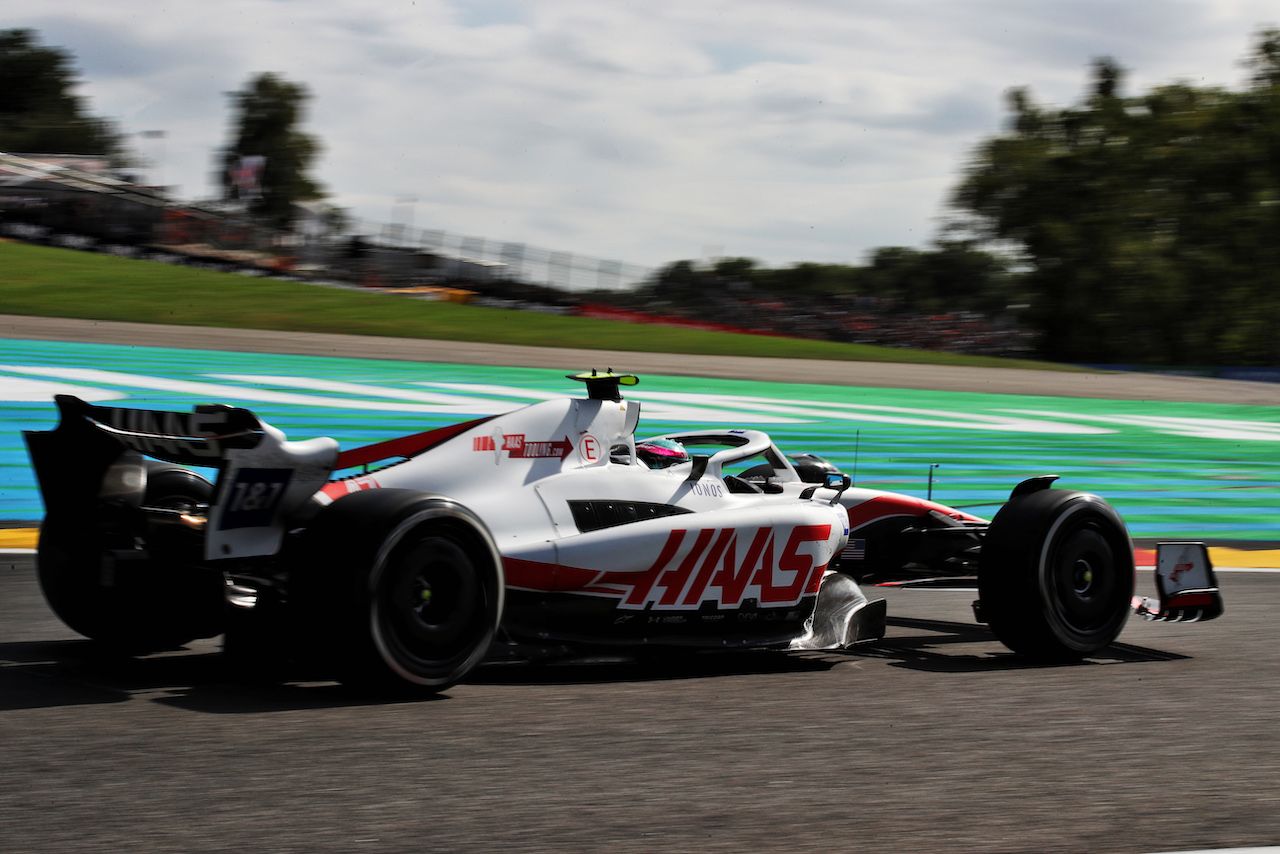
[3,316,1280,853]
[3,554,1278,854]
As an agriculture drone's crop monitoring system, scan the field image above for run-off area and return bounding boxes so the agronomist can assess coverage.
[3,338,1279,541]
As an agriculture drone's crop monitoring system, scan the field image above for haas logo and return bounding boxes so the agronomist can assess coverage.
[587,525,833,610]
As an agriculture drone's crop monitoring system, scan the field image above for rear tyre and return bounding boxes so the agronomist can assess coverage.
[37,461,226,650]
[293,489,504,693]
[978,489,1133,661]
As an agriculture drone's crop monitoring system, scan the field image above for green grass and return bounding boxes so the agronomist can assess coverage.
[0,240,1071,370]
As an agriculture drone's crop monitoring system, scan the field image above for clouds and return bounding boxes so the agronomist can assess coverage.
[7,1,1278,270]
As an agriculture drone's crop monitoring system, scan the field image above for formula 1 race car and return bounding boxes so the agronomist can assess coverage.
[23,371,1224,692]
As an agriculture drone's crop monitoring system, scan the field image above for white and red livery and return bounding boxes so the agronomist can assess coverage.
[24,371,1222,692]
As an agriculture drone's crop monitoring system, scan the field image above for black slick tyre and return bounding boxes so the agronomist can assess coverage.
[978,489,1134,661]
[292,489,504,693]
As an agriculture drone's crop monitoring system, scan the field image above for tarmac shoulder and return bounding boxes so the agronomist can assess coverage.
[5,313,1280,404]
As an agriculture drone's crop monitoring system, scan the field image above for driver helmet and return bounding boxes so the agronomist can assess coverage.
[636,438,690,469]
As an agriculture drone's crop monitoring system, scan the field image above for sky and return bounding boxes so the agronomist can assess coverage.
[7,1,1279,271]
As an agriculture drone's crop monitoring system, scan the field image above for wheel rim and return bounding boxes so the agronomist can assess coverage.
[389,539,477,644]
[1045,524,1121,638]
[374,534,491,683]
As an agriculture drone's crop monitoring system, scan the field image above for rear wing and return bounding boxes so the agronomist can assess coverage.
[24,396,338,560]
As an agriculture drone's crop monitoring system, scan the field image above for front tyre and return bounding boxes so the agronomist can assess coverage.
[293,489,504,693]
[978,490,1134,661]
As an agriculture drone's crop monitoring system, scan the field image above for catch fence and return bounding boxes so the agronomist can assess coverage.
[349,219,654,293]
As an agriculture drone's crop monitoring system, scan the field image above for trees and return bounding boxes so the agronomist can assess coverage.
[0,28,124,159]
[219,73,324,227]
[952,32,1280,365]
[644,244,1015,314]
[853,243,1019,315]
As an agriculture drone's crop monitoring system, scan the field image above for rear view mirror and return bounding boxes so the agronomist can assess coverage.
[825,473,852,493]
[801,472,851,500]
